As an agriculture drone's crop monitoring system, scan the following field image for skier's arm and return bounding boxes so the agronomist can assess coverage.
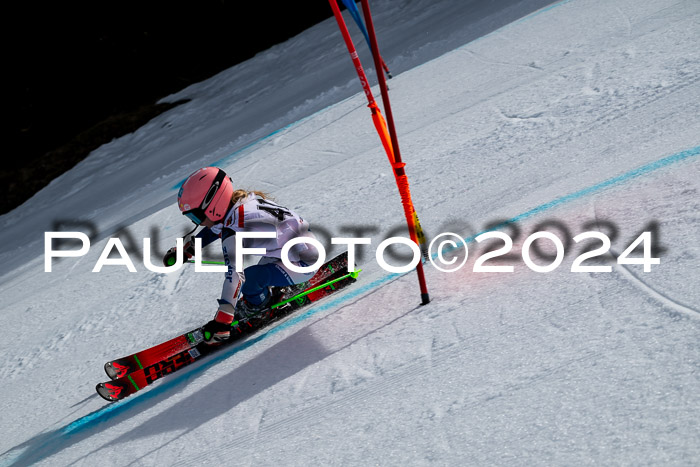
[161,227,221,266]
[195,227,219,247]
[215,228,244,324]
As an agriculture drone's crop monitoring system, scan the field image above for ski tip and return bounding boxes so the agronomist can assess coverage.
[104,362,118,380]
[104,360,132,380]
[96,382,125,402]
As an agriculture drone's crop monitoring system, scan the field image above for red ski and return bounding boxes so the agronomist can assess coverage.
[103,251,349,380]
[97,265,358,402]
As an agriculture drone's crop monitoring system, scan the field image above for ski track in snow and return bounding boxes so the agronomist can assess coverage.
[1,0,700,465]
[613,260,700,317]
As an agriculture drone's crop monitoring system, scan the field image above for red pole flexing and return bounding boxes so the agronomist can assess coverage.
[328,0,430,305]
[359,0,401,165]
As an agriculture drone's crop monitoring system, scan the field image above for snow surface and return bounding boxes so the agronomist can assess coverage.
[1,0,699,465]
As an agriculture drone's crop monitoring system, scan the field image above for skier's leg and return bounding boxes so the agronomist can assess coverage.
[242,258,316,305]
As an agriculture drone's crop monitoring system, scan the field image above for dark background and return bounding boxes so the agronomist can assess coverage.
[5,1,340,215]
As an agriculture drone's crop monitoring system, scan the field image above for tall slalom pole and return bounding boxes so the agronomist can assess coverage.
[340,0,393,79]
[328,0,430,305]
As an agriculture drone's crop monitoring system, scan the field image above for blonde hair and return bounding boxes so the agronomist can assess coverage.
[231,189,271,205]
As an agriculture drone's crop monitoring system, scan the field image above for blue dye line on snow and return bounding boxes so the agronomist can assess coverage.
[504,147,699,224]
[62,144,698,437]
[462,146,700,244]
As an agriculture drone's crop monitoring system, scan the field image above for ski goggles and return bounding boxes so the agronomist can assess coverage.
[182,169,227,225]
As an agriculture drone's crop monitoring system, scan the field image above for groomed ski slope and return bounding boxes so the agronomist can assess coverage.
[1,0,699,465]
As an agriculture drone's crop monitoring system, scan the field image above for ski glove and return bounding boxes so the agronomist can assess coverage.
[162,237,195,267]
[202,301,237,344]
[202,319,232,344]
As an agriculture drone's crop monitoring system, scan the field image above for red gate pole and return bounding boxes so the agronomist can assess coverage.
[328,0,430,305]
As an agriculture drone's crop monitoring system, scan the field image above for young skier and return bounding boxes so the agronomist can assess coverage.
[164,166,320,344]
